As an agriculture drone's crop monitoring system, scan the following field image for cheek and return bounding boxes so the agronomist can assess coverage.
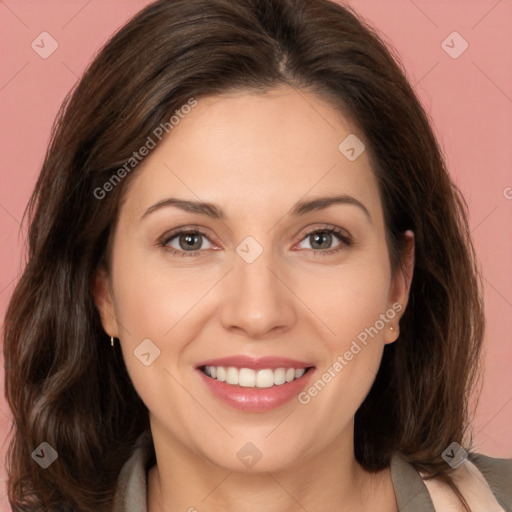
[296,253,391,346]
[109,257,188,425]
[111,247,209,339]
[294,255,391,410]
[110,248,221,390]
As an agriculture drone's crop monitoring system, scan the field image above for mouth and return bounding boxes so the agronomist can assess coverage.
[198,364,316,389]
[195,357,317,412]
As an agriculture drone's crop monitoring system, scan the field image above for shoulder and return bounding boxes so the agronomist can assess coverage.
[469,452,512,490]
[420,453,512,512]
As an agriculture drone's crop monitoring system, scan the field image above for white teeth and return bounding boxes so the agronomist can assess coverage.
[202,365,309,388]
[216,366,226,382]
[256,369,274,388]
[226,367,239,385]
[238,368,255,387]
[274,367,286,385]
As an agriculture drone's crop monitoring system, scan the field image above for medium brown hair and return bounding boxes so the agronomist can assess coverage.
[3,0,484,510]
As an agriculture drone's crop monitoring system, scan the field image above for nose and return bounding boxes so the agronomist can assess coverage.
[219,243,297,339]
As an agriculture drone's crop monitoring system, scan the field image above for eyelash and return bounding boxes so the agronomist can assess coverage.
[158,225,352,258]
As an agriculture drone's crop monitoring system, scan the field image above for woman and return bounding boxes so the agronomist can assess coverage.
[3,0,511,511]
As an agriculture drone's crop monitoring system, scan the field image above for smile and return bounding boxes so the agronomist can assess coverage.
[201,365,313,388]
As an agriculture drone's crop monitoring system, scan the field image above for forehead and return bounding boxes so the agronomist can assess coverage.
[119,86,383,226]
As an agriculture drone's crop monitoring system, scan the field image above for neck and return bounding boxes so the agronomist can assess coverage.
[147,417,397,512]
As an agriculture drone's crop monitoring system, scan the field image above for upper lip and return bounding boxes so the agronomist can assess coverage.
[195,355,315,371]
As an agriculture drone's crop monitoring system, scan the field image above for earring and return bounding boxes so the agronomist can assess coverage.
[389,326,394,331]
[111,336,115,347]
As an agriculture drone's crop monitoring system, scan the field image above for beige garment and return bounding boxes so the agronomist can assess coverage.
[113,430,512,512]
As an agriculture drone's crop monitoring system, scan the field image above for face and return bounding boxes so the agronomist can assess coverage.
[94,85,413,473]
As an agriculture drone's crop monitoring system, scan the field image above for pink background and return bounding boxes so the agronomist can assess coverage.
[1,0,511,509]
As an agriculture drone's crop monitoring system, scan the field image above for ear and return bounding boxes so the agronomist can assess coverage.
[384,230,414,344]
[92,266,119,338]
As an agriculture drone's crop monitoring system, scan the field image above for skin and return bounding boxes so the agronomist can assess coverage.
[94,85,415,512]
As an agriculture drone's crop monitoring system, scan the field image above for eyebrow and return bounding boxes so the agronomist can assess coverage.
[141,194,371,222]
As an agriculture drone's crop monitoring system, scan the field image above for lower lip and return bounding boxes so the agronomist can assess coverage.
[196,367,316,412]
